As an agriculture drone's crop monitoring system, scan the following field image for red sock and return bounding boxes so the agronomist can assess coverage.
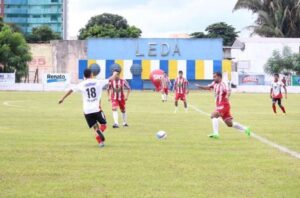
[95,135,102,144]
[100,124,107,133]
[280,106,286,113]
[272,104,277,113]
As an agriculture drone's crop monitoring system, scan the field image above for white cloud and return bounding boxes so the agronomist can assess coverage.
[67,0,255,39]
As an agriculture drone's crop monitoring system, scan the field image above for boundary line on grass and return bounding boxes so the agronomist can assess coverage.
[189,104,300,160]
[2,100,25,108]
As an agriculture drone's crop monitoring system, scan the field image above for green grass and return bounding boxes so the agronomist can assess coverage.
[0,91,299,198]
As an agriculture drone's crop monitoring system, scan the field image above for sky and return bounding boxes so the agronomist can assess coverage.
[67,0,256,39]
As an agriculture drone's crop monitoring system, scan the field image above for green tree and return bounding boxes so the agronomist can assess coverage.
[189,32,207,38]
[190,22,239,46]
[78,13,142,39]
[265,46,300,75]
[0,25,32,82]
[26,25,61,43]
[233,0,300,37]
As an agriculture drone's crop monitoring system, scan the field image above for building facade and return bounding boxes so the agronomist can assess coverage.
[2,0,67,39]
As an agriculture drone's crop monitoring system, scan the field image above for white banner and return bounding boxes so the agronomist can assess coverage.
[0,73,15,84]
[42,73,71,91]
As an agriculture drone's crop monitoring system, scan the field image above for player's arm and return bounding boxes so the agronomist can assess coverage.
[186,81,189,94]
[107,83,111,102]
[283,84,287,99]
[194,83,211,90]
[58,89,73,104]
[270,87,273,99]
[124,81,131,101]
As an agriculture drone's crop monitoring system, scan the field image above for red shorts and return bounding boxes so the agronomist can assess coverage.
[112,99,126,111]
[162,88,169,95]
[216,103,232,121]
[175,93,186,101]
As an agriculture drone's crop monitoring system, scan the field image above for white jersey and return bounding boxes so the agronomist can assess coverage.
[271,81,284,99]
[72,78,109,114]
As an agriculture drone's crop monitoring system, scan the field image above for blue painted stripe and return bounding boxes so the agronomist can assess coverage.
[213,60,222,73]
[105,60,115,78]
[160,60,168,74]
[186,60,195,80]
[78,60,88,79]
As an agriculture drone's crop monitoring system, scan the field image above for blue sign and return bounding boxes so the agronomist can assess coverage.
[88,38,223,60]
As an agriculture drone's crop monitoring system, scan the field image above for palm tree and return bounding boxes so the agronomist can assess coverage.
[233,0,300,37]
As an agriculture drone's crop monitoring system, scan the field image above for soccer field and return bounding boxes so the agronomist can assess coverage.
[0,91,299,198]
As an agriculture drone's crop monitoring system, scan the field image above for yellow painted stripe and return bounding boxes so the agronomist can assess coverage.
[195,60,205,80]
[222,60,232,80]
[88,60,96,67]
[142,60,151,79]
[115,60,124,78]
[168,60,178,80]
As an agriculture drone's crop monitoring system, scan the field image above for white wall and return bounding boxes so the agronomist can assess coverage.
[231,38,300,77]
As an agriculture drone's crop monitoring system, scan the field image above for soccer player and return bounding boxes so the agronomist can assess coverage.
[174,70,189,113]
[160,72,170,102]
[58,69,118,147]
[270,74,287,114]
[107,72,131,128]
[195,72,251,139]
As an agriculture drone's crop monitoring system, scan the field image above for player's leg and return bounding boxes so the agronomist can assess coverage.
[183,96,188,113]
[277,99,286,114]
[84,113,105,147]
[209,111,220,138]
[111,100,119,128]
[174,94,179,113]
[224,119,251,137]
[94,111,107,147]
[120,100,128,127]
[273,99,277,113]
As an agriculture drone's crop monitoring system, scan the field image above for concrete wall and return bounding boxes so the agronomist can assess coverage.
[28,40,87,84]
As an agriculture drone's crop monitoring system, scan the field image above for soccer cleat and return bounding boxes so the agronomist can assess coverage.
[123,123,129,127]
[99,142,105,148]
[96,130,105,142]
[245,127,251,137]
[208,134,219,139]
[112,124,119,128]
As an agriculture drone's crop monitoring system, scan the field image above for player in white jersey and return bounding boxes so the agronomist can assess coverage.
[59,69,118,148]
[270,74,287,114]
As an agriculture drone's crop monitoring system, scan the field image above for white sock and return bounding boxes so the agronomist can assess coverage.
[174,106,178,113]
[161,94,164,101]
[122,112,127,125]
[113,111,118,125]
[184,107,188,113]
[233,122,246,132]
[212,118,219,135]
[165,94,168,101]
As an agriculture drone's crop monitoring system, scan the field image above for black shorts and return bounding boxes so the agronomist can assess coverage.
[272,98,282,105]
[84,111,107,128]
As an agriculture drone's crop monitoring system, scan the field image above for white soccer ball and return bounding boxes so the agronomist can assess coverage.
[156,131,167,140]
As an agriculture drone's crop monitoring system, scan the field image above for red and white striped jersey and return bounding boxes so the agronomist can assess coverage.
[161,76,170,89]
[174,77,188,94]
[209,81,230,106]
[108,79,130,101]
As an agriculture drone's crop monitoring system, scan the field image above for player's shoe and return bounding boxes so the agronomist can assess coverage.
[123,123,129,127]
[112,124,119,128]
[245,127,251,137]
[208,134,219,139]
[99,142,105,148]
[96,130,105,142]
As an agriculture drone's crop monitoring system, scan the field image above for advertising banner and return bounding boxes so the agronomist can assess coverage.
[238,74,265,85]
[292,76,300,86]
[0,73,15,84]
[43,73,70,90]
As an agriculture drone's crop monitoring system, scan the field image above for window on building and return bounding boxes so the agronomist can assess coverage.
[51,0,59,3]
[32,15,41,18]
[51,16,58,21]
